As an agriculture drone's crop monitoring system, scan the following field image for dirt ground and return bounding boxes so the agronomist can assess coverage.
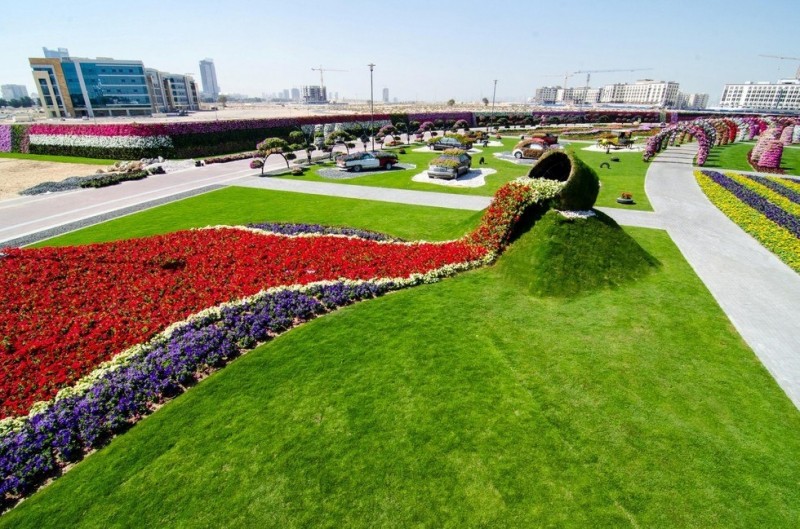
[0,158,108,201]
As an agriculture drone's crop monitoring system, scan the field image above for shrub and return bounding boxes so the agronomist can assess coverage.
[527,150,599,210]
[205,151,259,165]
[79,170,149,189]
[250,159,263,169]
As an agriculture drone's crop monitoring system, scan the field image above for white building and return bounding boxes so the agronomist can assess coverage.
[198,58,220,99]
[42,47,69,59]
[600,79,680,107]
[382,87,389,103]
[303,85,327,104]
[676,92,709,109]
[557,87,601,105]
[534,86,560,105]
[1,84,28,100]
[719,79,800,111]
[145,69,199,112]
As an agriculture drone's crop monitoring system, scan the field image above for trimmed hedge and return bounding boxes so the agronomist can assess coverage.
[527,150,600,210]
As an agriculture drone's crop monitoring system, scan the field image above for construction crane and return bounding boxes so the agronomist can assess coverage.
[541,71,576,90]
[310,65,347,89]
[759,54,800,79]
[571,68,653,106]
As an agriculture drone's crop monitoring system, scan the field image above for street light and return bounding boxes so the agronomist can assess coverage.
[368,63,375,152]
[488,79,498,134]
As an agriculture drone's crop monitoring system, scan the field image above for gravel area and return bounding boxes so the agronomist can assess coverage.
[0,158,108,201]
[316,163,416,180]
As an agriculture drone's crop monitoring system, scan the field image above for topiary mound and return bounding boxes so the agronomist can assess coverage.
[497,209,660,297]
[527,150,599,210]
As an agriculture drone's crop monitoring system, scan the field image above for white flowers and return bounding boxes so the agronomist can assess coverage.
[29,134,173,150]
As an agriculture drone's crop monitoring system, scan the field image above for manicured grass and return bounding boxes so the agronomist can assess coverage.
[4,223,800,527]
[0,152,116,165]
[33,186,482,247]
[702,142,800,176]
[284,138,653,210]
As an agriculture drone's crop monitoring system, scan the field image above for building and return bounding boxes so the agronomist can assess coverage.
[719,79,800,111]
[382,88,389,103]
[558,87,601,105]
[1,84,28,100]
[534,86,560,105]
[291,87,300,101]
[303,85,327,104]
[30,56,152,118]
[676,92,709,110]
[145,69,199,112]
[42,47,69,59]
[198,58,220,99]
[599,79,680,107]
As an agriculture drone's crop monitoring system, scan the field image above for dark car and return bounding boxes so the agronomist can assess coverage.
[427,151,472,180]
[431,136,473,151]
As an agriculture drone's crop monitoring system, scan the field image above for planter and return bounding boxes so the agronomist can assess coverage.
[616,197,635,205]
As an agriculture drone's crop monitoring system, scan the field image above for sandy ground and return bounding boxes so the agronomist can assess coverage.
[0,158,107,201]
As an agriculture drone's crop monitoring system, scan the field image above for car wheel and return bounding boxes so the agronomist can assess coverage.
[514,151,522,159]
[352,165,362,173]
[385,163,393,170]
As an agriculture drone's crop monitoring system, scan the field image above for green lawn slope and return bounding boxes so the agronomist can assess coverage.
[5,190,800,527]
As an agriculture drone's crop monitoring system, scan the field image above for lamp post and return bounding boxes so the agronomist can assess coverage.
[368,63,375,152]
[488,79,498,134]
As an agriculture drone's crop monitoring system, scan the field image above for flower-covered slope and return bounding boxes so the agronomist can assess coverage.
[0,177,563,505]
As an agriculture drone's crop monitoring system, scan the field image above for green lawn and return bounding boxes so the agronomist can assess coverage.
[0,152,117,165]
[34,186,482,247]
[283,138,653,210]
[702,142,800,176]
[5,189,800,527]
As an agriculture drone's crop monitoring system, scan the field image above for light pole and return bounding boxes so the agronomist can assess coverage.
[488,79,498,134]
[368,63,375,152]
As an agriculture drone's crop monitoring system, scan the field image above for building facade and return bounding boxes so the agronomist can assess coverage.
[291,87,300,101]
[1,84,28,100]
[676,92,709,109]
[599,79,680,107]
[303,85,327,104]
[534,86,560,105]
[382,88,389,103]
[719,79,800,111]
[30,56,152,118]
[198,58,220,99]
[145,69,200,112]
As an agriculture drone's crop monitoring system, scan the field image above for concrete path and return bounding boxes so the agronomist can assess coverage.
[645,145,800,409]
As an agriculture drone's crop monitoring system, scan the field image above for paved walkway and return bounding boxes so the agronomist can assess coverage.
[645,145,800,409]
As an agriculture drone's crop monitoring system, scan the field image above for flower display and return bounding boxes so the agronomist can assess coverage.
[29,133,173,151]
[0,126,11,153]
[696,170,800,273]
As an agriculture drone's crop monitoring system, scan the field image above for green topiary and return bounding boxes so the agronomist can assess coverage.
[526,150,599,210]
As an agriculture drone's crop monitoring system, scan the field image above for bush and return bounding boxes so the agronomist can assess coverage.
[527,150,599,210]
[79,170,149,189]
[250,159,263,169]
[204,151,259,165]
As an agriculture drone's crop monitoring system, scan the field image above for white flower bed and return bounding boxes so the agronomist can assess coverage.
[29,134,173,150]
[557,210,596,220]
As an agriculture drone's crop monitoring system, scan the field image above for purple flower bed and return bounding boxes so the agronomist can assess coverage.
[740,173,800,205]
[247,222,400,242]
[0,126,11,153]
[0,280,394,508]
[702,170,800,238]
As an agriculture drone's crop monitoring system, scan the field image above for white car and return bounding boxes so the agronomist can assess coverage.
[335,151,398,172]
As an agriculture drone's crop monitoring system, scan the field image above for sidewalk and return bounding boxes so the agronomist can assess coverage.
[645,145,800,409]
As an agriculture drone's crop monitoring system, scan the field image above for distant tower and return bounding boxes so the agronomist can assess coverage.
[198,58,220,99]
[42,47,69,58]
[382,87,389,103]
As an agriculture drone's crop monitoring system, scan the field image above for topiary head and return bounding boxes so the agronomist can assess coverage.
[526,150,599,210]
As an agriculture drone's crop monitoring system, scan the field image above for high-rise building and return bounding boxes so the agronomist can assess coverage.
[303,85,327,104]
[534,86,560,105]
[42,47,69,59]
[198,58,220,99]
[30,55,152,118]
[719,79,800,111]
[145,69,199,112]
[1,84,29,100]
[382,88,389,103]
[291,87,300,101]
[599,79,680,107]
[676,92,709,110]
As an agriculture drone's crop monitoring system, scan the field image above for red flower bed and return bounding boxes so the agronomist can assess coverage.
[0,228,486,418]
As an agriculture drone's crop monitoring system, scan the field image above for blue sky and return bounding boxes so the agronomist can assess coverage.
[1,0,798,104]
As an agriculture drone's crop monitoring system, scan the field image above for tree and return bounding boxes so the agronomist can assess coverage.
[447,99,455,106]
[482,97,489,107]
[217,94,228,108]
[0,98,7,108]
[256,137,294,174]
[20,96,34,108]
[9,99,22,108]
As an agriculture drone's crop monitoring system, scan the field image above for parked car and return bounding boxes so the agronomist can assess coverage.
[336,151,398,172]
[430,136,473,151]
[530,132,559,145]
[427,151,472,180]
[512,138,549,159]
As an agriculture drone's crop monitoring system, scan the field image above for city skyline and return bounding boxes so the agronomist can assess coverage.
[1,0,798,105]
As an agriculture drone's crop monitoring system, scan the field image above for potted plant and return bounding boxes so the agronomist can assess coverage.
[616,192,634,205]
